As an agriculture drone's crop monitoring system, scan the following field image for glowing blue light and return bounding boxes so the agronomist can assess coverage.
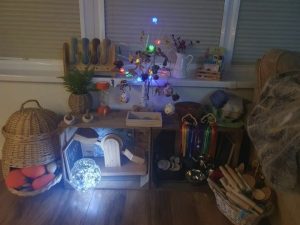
[136,76,143,82]
[152,17,158,24]
[70,158,101,192]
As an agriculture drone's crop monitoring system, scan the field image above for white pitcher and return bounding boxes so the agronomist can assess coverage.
[172,53,194,79]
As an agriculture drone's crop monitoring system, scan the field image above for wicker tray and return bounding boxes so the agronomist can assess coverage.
[208,179,272,225]
[8,173,62,197]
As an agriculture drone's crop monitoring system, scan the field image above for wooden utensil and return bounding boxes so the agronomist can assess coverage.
[242,174,256,189]
[225,164,245,191]
[220,166,240,191]
[232,189,264,214]
[235,168,252,192]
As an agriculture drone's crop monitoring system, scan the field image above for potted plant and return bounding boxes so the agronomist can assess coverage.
[60,67,94,114]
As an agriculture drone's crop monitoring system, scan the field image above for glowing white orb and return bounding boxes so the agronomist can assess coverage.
[70,158,101,191]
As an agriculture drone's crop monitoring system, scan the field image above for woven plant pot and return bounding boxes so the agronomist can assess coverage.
[2,100,60,178]
[68,93,92,115]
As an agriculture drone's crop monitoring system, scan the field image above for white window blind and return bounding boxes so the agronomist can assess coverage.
[0,0,81,59]
[105,0,224,61]
[233,0,300,64]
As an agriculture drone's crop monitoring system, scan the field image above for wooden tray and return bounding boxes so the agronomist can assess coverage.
[126,111,162,127]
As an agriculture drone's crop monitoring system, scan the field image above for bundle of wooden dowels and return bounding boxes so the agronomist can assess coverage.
[208,164,272,216]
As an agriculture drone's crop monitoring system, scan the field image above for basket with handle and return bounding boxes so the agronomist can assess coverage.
[207,178,272,225]
[2,99,60,178]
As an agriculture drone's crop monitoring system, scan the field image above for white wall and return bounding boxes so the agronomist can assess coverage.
[4,79,300,225]
[0,80,253,158]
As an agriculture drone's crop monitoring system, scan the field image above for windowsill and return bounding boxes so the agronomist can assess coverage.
[0,58,255,89]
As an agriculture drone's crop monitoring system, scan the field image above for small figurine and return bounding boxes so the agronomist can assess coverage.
[120,92,130,103]
[64,113,75,125]
[82,110,94,123]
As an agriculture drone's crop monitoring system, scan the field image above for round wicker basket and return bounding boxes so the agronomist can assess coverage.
[2,100,60,178]
[68,93,92,115]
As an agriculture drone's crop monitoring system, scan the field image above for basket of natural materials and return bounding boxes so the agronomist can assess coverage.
[5,162,62,197]
[207,164,273,225]
[1,99,62,196]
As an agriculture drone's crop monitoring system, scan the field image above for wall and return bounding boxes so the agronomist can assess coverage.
[0,80,253,158]
[1,80,300,225]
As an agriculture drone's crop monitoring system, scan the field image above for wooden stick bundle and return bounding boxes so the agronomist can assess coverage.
[217,164,265,215]
[219,166,240,191]
[225,164,246,191]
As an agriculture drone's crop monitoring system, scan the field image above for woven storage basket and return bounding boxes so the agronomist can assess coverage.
[208,179,272,225]
[2,100,60,178]
[8,173,62,197]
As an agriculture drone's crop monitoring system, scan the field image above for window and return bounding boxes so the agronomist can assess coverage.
[232,0,300,64]
[0,0,81,59]
[104,0,225,61]
[3,0,297,78]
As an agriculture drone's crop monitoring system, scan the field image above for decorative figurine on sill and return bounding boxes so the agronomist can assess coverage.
[97,104,110,116]
[120,92,130,104]
[164,103,175,115]
[64,113,75,125]
[119,80,131,103]
[82,110,94,123]
[163,83,173,97]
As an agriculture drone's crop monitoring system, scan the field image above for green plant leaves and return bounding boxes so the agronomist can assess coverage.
[59,67,94,95]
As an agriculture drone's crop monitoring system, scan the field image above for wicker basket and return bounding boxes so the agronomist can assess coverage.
[208,179,272,225]
[2,100,60,178]
[8,173,62,197]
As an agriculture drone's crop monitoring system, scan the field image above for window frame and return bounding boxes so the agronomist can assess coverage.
[1,0,254,84]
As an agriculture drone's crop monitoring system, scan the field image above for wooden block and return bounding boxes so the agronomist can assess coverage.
[122,149,145,164]
[219,166,240,191]
[196,72,221,81]
[101,135,122,167]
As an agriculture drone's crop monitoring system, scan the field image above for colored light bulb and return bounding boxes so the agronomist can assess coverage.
[152,17,158,24]
[120,68,125,73]
[146,44,156,53]
[155,39,161,45]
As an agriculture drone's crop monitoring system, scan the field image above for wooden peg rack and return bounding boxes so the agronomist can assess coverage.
[63,38,116,76]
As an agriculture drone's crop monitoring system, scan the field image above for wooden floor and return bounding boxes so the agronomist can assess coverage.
[0,173,238,225]
[0,161,272,225]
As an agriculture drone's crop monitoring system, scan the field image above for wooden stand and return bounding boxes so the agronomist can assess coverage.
[59,111,244,190]
[59,111,151,189]
[63,38,116,76]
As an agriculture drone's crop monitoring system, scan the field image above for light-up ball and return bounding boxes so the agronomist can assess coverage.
[146,44,156,54]
[155,39,161,45]
[70,158,101,191]
[152,17,158,24]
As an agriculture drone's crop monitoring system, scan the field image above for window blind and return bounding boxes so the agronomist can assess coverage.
[105,0,224,61]
[0,0,81,59]
[233,0,300,64]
